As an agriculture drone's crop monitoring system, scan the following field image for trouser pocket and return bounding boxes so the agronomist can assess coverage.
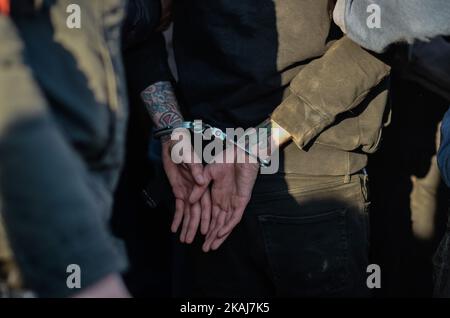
[256,175,371,297]
[258,208,351,297]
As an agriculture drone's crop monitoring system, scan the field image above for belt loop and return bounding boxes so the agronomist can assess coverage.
[344,174,351,184]
[344,152,351,184]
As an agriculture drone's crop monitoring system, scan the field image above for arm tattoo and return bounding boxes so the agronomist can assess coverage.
[141,81,183,129]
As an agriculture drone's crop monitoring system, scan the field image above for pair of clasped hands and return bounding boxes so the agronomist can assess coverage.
[161,128,260,252]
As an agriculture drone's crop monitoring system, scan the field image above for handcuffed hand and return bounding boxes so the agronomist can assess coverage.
[190,146,260,252]
[162,129,211,244]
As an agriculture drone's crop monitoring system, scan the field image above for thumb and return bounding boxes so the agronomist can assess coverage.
[189,163,205,185]
[189,168,212,203]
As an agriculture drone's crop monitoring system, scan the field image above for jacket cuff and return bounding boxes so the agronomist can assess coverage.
[272,37,390,149]
[271,93,332,149]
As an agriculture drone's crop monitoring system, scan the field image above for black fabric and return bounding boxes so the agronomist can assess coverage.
[122,0,161,50]
[172,0,285,130]
[10,0,44,16]
[433,213,450,297]
[187,173,370,297]
[123,0,172,91]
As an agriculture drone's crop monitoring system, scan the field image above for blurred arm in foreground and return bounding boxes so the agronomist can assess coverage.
[0,1,130,297]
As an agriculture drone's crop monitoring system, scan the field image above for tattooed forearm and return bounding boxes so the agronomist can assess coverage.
[141,81,183,129]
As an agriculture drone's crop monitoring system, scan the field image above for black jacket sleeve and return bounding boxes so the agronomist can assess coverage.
[122,0,173,95]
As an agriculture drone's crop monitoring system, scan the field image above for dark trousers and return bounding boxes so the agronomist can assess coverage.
[189,172,371,297]
[434,214,450,298]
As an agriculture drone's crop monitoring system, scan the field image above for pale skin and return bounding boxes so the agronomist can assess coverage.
[189,120,291,252]
[141,82,211,244]
[141,81,292,251]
